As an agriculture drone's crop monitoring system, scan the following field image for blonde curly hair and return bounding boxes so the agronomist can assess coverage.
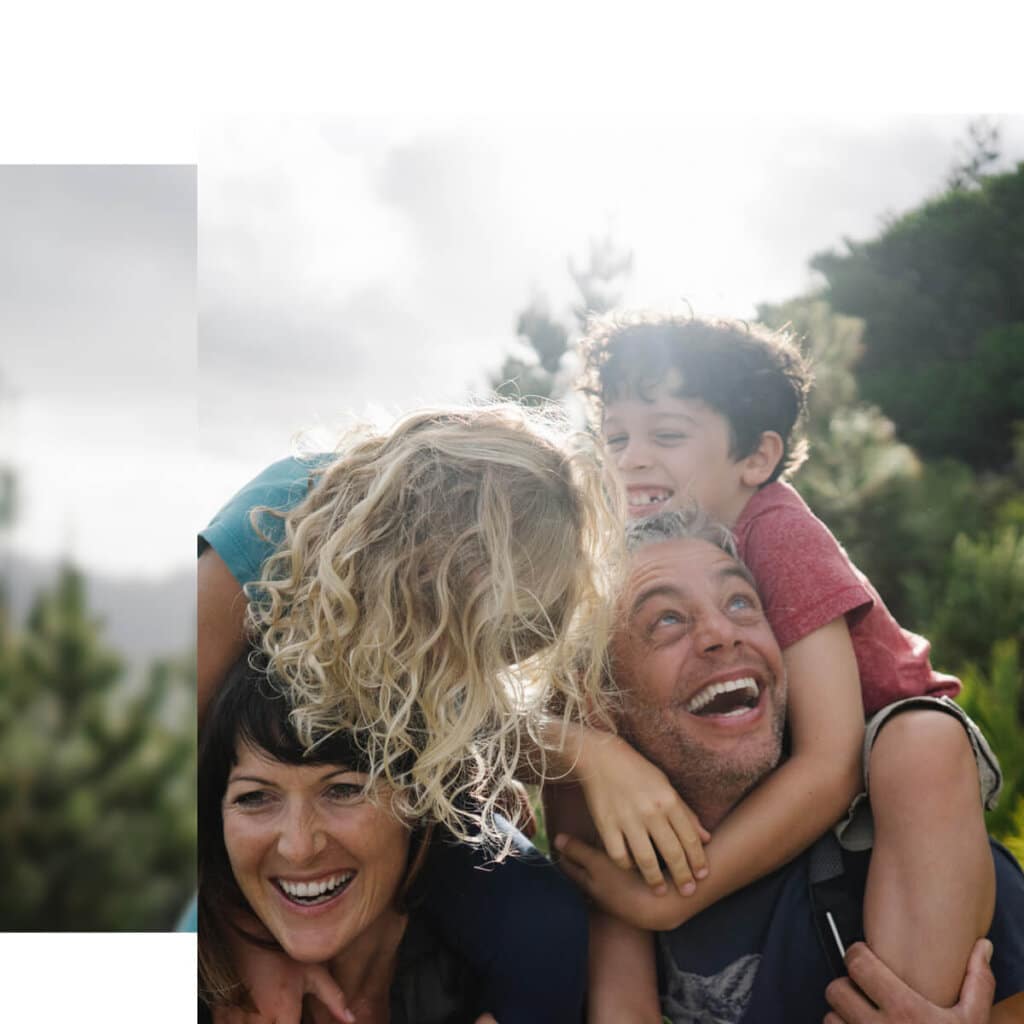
[248,401,625,851]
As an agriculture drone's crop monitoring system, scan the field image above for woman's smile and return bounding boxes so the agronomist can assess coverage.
[223,743,410,963]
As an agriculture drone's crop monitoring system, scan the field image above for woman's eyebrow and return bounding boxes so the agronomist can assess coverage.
[319,767,360,780]
[226,774,275,787]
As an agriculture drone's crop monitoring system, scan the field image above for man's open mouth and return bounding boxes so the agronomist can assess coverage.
[685,677,761,717]
[276,872,355,907]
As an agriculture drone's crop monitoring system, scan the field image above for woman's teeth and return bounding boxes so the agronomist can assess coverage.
[278,872,354,903]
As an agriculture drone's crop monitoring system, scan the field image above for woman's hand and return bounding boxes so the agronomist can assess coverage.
[555,832,695,931]
[575,728,710,895]
[213,939,354,1024]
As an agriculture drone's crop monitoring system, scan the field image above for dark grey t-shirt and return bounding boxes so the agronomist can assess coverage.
[657,839,1024,1023]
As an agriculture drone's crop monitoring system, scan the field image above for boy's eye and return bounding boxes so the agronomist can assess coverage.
[654,432,688,444]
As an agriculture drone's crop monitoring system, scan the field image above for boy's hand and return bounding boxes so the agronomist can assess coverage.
[555,833,694,931]
[577,729,710,896]
[823,939,995,1024]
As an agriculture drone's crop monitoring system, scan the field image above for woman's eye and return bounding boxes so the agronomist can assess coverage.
[604,433,628,451]
[654,432,687,444]
[233,790,271,809]
[325,783,364,802]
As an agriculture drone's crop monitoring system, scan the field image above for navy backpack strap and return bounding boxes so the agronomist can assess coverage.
[808,832,865,978]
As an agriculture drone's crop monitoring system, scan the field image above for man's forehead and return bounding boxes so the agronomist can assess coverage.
[625,538,752,609]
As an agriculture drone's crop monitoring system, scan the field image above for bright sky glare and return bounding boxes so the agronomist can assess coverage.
[198,113,1024,531]
[5,115,1023,579]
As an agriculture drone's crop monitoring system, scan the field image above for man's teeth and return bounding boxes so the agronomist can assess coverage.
[279,873,354,900]
[685,677,759,714]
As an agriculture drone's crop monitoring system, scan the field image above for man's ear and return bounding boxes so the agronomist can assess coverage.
[740,431,784,487]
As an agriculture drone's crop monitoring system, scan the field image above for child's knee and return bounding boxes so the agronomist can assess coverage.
[869,709,978,810]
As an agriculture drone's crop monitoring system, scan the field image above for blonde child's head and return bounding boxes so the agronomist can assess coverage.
[249,401,624,849]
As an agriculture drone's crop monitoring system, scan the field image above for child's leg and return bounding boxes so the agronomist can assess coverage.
[864,709,995,1007]
[587,912,661,1024]
[417,818,588,1024]
[546,782,662,1024]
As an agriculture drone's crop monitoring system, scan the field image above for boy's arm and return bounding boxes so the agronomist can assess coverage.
[560,616,864,930]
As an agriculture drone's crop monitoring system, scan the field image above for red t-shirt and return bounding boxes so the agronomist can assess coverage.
[732,482,959,716]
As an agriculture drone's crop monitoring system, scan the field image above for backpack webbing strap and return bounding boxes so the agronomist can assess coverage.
[808,832,865,978]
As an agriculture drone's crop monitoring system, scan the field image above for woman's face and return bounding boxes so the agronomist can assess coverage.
[222,742,411,963]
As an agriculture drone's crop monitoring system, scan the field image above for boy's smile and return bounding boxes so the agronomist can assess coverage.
[602,386,760,528]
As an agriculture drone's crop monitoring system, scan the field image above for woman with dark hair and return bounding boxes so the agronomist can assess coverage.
[199,655,489,1024]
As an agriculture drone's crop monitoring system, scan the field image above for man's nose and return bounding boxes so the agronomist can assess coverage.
[277,804,326,863]
[697,610,742,654]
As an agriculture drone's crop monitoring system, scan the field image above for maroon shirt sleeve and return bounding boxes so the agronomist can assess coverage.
[739,497,874,652]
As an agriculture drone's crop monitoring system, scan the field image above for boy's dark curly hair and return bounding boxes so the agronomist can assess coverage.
[578,311,812,484]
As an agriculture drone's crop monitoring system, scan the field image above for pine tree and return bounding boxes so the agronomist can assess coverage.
[491,233,632,407]
[0,565,195,929]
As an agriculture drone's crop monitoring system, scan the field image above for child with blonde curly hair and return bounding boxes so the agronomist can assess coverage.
[198,401,631,1023]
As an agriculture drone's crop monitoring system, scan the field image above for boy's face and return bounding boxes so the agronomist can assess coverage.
[602,382,754,526]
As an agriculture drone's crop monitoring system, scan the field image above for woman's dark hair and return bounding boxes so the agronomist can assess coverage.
[198,653,427,1011]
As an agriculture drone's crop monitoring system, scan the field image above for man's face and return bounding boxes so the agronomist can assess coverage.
[612,537,787,824]
[602,379,753,527]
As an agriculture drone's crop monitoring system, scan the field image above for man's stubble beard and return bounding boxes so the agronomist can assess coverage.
[620,684,788,830]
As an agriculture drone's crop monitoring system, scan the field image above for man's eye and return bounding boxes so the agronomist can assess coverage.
[727,594,757,612]
[651,610,687,631]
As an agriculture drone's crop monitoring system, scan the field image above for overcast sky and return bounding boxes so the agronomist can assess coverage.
[197,113,1024,528]
[1,165,195,578]
[5,115,1023,579]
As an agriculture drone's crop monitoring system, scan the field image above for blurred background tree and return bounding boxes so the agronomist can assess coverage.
[810,120,1024,471]
[0,440,195,929]
[491,232,633,406]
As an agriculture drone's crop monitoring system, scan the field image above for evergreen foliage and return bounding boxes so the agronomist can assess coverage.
[810,158,1024,469]
[491,233,632,405]
[956,641,1024,843]
[0,565,196,929]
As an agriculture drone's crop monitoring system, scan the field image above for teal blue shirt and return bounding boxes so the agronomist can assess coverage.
[199,455,334,586]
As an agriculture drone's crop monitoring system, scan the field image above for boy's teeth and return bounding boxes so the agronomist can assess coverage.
[685,677,759,714]
[628,492,670,506]
[279,872,353,899]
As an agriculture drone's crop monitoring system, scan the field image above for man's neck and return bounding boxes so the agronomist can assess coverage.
[686,794,739,833]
